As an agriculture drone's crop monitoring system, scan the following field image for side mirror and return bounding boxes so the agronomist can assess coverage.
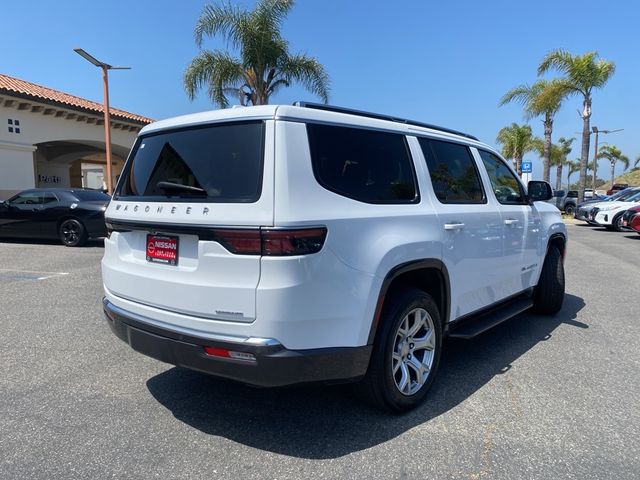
[528,181,553,202]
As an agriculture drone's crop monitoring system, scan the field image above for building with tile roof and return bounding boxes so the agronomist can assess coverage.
[0,73,153,198]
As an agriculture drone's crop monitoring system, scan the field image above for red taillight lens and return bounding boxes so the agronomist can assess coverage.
[211,227,327,256]
[212,229,262,255]
[262,228,327,256]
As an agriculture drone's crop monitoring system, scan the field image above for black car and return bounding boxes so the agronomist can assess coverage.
[0,188,109,246]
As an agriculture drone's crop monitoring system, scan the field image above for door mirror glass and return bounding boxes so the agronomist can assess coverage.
[528,181,553,202]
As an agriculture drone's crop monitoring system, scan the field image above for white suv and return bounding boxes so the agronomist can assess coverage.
[102,103,566,412]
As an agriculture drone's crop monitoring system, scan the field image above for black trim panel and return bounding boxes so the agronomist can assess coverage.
[367,259,450,345]
[105,218,236,241]
[445,288,534,333]
[103,299,371,387]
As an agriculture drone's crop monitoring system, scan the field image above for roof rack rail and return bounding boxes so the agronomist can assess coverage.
[293,101,478,141]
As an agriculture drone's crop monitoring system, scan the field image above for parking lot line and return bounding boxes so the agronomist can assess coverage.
[0,268,69,276]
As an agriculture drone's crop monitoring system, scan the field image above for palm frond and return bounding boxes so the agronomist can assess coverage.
[278,53,330,103]
[183,50,245,107]
[194,2,247,49]
[538,49,575,76]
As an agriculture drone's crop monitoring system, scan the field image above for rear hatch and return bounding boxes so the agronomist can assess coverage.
[102,119,274,323]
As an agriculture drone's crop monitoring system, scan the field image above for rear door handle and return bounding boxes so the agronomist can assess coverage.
[504,218,519,226]
[444,222,465,231]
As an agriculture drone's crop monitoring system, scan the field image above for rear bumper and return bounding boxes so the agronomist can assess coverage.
[103,298,371,387]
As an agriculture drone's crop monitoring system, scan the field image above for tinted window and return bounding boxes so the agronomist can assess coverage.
[9,192,42,205]
[478,150,526,204]
[117,121,264,202]
[567,191,578,198]
[554,190,566,197]
[419,139,484,204]
[73,190,110,201]
[307,124,418,204]
[42,192,58,204]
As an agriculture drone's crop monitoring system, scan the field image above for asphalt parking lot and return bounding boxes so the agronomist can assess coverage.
[1,224,638,479]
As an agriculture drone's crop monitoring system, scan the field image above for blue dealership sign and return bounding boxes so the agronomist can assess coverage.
[522,161,532,173]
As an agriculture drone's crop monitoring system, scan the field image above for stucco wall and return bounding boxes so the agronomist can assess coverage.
[0,102,143,198]
[0,141,36,199]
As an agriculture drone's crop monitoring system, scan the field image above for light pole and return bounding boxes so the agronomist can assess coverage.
[590,126,622,192]
[74,48,130,194]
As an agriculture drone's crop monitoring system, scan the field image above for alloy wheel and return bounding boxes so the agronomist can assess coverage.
[61,220,80,246]
[392,307,436,396]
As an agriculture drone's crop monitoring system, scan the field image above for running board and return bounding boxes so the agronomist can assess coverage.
[447,297,534,339]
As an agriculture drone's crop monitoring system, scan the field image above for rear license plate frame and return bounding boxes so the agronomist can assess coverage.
[146,234,179,266]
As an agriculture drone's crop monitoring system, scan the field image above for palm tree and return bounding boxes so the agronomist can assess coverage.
[499,79,567,184]
[597,145,629,188]
[538,50,615,203]
[496,123,535,176]
[552,137,575,191]
[566,159,581,187]
[184,0,330,108]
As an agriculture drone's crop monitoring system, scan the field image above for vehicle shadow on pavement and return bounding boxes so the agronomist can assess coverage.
[146,294,586,459]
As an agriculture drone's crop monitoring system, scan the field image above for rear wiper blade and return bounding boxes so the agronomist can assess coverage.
[156,181,206,196]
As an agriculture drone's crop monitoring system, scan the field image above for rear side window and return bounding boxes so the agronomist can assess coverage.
[418,138,485,204]
[42,192,58,204]
[117,121,264,202]
[307,124,419,204]
[477,150,526,204]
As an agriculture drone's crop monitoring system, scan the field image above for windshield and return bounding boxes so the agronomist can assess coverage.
[116,121,265,202]
[624,191,640,202]
[613,189,640,202]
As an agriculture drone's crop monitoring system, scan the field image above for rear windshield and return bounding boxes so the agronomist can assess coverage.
[73,190,110,201]
[116,121,264,202]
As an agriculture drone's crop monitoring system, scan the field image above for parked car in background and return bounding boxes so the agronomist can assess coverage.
[588,189,640,231]
[575,187,638,223]
[606,183,629,196]
[549,189,598,215]
[621,205,640,233]
[0,188,109,246]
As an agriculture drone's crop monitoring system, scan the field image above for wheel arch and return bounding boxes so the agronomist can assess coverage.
[548,232,567,259]
[367,259,450,345]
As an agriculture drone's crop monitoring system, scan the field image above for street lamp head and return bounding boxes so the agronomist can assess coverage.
[592,126,598,133]
[74,48,109,68]
[74,48,130,70]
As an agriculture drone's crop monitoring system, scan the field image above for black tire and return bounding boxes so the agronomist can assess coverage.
[356,289,442,413]
[612,213,625,232]
[564,204,576,216]
[532,246,564,315]
[59,219,88,247]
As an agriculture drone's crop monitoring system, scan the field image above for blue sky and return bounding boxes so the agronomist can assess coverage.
[3,0,639,183]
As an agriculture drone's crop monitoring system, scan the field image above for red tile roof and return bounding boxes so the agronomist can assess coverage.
[0,73,153,125]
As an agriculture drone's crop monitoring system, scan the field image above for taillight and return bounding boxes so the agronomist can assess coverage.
[105,221,113,238]
[212,229,262,255]
[211,227,327,256]
[262,228,327,256]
